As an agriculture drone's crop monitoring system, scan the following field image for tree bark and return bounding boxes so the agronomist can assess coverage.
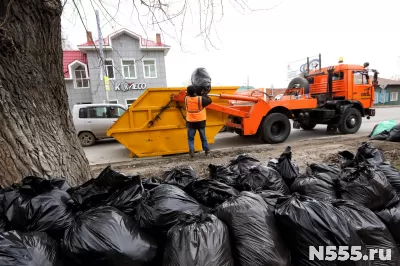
[0,0,92,187]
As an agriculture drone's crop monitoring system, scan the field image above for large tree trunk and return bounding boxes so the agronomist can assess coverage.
[0,0,92,186]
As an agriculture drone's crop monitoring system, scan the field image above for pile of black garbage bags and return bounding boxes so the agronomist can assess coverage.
[1,142,400,266]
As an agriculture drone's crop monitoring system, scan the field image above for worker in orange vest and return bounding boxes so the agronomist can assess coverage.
[185,85,212,157]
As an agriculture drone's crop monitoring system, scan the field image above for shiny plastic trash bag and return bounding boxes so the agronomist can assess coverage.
[163,214,234,266]
[184,179,239,208]
[63,206,158,266]
[216,192,290,266]
[2,177,75,238]
[191,67,211,90]
[142,177,160,191]
[332,199,399,266]
[275,194,368,266]
[387,124,400,142]
[308,163,341,179]
[370,120,397,137]
[134,184,207,232]
[226,154,261,177]
[0,231,62,266]
[290,167,338,200]
[161,166,198,188]
[378,163,400,195]
[237,165,290,194]
[354,142,384,166]
[375,203,400,247]
[208,164,238,187]
[338,165,399,211]
[257,190,285,208]
[277,146,299,187]
[68,166,143,215]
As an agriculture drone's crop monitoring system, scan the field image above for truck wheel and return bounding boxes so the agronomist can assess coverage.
[287,77,310,94]
[261,113,291,144]
[79,132,96,147]
[338,108,362,134]
[300,122,317,130]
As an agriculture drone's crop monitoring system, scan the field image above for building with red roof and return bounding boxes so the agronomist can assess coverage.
[63,28,170,109]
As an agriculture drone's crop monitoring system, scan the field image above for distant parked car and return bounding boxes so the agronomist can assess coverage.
[72,103,127,147]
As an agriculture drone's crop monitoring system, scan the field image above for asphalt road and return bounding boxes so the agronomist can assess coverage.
[84,107,400,165]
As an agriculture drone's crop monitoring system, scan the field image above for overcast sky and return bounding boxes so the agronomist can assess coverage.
[62,0,400,88]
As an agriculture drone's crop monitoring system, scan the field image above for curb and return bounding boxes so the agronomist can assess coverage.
[89,133,370,171]
[374,105,400,108]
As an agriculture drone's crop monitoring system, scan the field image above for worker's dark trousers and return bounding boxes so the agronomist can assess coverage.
[187,127,209,152]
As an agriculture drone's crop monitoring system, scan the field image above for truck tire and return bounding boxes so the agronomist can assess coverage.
[261,113,291,144]
[79,132,96,147]
[287,77,310,94]
[338,108,362,134]
[300,121,317,130]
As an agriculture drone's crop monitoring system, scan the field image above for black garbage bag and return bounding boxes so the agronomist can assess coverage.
[216,192,290,266]
[332,199,400,265]
[275,194,368,266]
[308,163,341,179]
[191,67,211,91]
[0,189,8,232]
[237,165,290,194]
[257,190,285,208]
[134,184,207,232]
[209,164,238,187]
[338,150,356,168]
[163,214,234,266]
[184,179,239,208]
[371,130,391,140]
[290,167,338,200]
[277,146,299,187]
[354,142,384,166]
[226,154,261,177]
[378,163,400,195]
[0,231,62,266]
[375,203,400,247]
[267,158,279,171]
[63,206,158,266]
[2,177,75,238]
[142,177,161,191]
[68,166,143,215]
[387,124,400,142]
[161,166,198,188]
[338,166,399,211]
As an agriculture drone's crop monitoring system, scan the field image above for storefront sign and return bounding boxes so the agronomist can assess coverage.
[115,82,147,91]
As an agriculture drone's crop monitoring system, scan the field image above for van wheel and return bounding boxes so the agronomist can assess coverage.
[79,132,96,147]
[261,113,291,144]
[338,108,362,134]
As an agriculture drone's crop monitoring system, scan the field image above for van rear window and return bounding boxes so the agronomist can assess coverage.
[79,108,87,118]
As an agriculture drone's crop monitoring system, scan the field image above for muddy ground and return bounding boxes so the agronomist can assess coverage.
[91,134,400,178]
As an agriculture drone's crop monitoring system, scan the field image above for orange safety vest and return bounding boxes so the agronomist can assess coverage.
[185,96,206,122]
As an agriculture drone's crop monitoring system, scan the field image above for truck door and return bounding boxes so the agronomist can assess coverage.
[352,72,373,108]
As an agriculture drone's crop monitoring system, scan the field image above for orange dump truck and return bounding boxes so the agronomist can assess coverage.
[107,57,378,157]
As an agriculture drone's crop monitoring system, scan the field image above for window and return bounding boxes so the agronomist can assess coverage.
[354,72,368,85]
[105,60,115,79]
[390,92,399,102]
[332,72,344,81]
[126,98,137,107]
[108,100,118,104]
[122,60,136,79]
[79,108,87,118]
[109,106,126,118]
[143,59,157,78]
[74,65,89,88]
[87,106,109,118]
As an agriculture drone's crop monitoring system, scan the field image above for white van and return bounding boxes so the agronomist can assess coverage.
[72,103,127,146]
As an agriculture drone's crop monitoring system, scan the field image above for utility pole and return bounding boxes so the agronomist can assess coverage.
[95,10,109,103]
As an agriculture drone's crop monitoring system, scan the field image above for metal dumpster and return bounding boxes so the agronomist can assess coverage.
[107,86,239,157]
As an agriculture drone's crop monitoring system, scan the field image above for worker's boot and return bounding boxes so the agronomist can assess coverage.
[189,150,195,158]
[205,150,210,156]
